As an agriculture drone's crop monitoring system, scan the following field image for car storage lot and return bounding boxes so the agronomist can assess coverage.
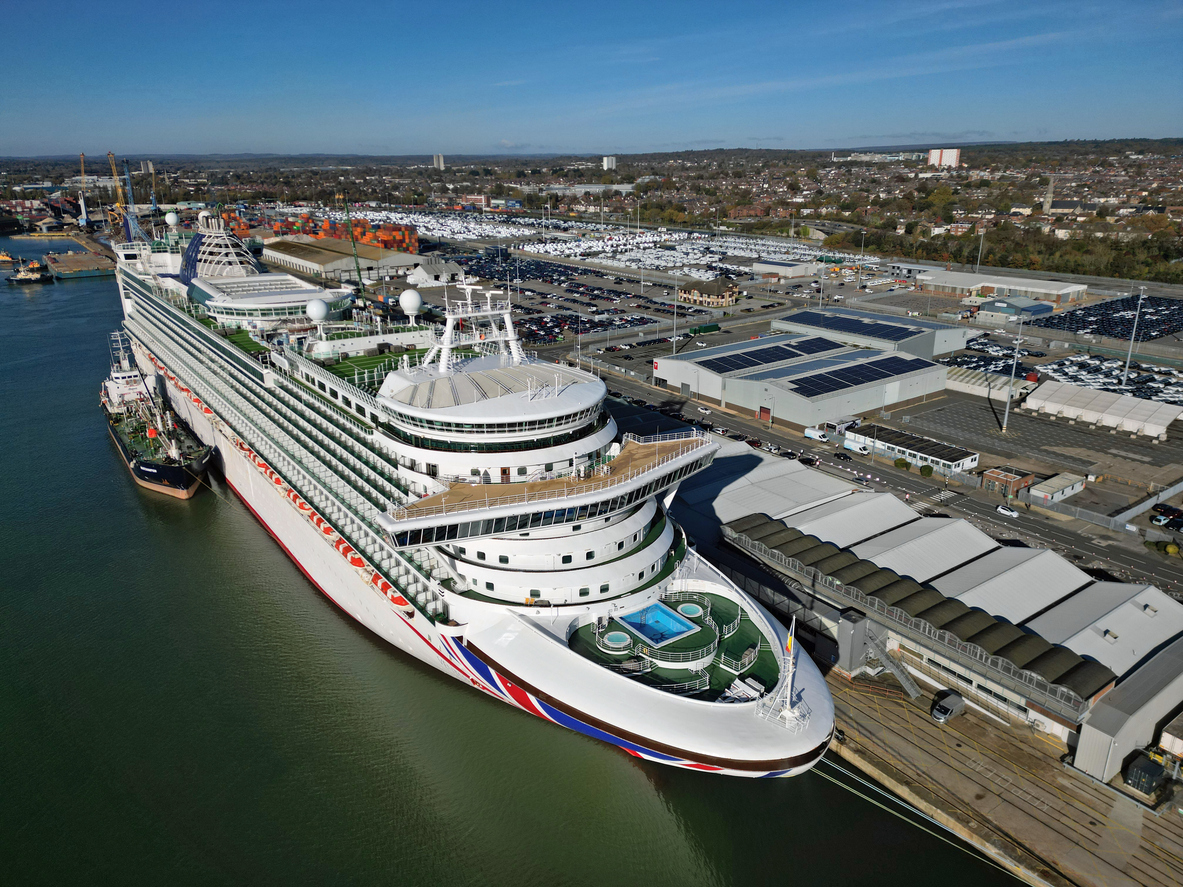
[892,392,1183,479]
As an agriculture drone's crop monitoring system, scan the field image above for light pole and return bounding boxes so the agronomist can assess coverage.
[1001,316,1026,434]
[975,228,986,273]
[1122,287,1147,386]
[857,230,865,289]
[917,274,931,316]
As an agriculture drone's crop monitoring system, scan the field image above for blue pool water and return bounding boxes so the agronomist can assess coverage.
[619,603,698,646]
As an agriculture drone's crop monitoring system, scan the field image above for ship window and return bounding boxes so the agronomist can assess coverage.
[638,572,645,581]
[485,582,494,591]
[317,380,326,391]
[518,466,527,476]
[600,583,610,594]
[572,524,581,531]
[470,468,479,476]
[498,555,508,564]
[633,532,639,542]
[617,541,625,551]
[585,551,594,561]
[477,552,486,561]
[457,547,466,556]
[545,463,553,472]
[562,555,572,565]
[579,588,590,598]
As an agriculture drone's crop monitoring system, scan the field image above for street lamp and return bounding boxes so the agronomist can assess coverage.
[1001,316,1026,434]
[975,228,986,273]
[1122,286,1147,386]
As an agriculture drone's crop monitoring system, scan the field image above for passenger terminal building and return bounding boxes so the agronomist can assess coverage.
[653,332,945,429]
[667,444,1183,784]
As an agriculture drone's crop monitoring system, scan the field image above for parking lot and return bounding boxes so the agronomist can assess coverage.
[1030,294,1183,343]
[894,393,1183,483]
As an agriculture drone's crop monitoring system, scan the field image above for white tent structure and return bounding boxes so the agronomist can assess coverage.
[1024,381,1183,438]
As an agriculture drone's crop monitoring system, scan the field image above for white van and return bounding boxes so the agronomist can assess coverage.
[803,427,829,442]
[843,439,870,456]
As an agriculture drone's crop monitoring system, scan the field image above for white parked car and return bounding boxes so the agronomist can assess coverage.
[995,504,1019,518]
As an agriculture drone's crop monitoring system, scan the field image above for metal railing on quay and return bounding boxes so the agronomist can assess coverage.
[721,526,1090,722]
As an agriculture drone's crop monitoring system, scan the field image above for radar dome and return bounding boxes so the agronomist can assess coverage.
[164,211,179,227]
[306,299,329,322]
[399,288,422,320]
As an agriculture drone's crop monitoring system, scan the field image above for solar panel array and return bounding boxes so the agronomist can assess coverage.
[786,311,920,343]
[789,355,929,398]
[695,336,843,375]
[697,343,802,374]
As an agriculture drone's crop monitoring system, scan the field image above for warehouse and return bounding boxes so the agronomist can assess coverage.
[973,296,1055,326]
[653,333,946,429]
[843,424,978,475]
[264,236,421,282]
[752,260,819,280]
[913,268,1087,305]
[943,366,1037,402]
[720,489,1183,754]
[772,308,974,359]
[1024,381,1183,439]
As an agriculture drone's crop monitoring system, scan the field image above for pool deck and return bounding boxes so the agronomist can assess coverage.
[568,592,779,700]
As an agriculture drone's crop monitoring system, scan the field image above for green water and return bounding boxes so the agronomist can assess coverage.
[0,237,1007,885]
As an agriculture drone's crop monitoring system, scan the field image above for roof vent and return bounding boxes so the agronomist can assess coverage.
[1143,603,1158,617]
[1103,629,1119,644]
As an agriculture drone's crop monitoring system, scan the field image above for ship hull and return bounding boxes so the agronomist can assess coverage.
[137,347,828,777]
[105,406,211,499]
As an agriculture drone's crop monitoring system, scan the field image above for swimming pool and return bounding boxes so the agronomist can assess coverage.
[619,603,699,647]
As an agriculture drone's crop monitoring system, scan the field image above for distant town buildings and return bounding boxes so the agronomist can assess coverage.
[927,148,961,168]
[432,154,445,171]
[602,156,617,171]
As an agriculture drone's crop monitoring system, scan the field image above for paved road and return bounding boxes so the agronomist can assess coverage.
[593,369,1183,595]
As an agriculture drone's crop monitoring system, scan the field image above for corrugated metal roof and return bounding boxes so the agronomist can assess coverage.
[851,518,997,583]
[785,492,918,548]
[934,548,1092,623]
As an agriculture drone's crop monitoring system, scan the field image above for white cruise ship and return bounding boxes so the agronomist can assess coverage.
[113,212,834,776]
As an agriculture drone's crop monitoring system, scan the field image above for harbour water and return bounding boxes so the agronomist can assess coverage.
[0,236,1006,885]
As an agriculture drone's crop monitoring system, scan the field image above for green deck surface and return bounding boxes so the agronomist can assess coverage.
[568,591,780,701]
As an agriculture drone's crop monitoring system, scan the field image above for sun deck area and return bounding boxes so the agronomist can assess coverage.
[392,432,717,523]
[568,590,781,701]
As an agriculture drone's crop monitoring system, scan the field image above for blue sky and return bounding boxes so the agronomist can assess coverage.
[3,0,1180,156]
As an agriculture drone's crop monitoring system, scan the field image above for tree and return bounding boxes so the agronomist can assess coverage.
[920,465,934,478]
[894,458,911,471]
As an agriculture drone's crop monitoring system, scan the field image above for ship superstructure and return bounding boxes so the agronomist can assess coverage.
[112,211,834,776]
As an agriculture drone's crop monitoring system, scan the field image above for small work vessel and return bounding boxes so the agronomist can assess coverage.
[7,260,54,284]
[102,332,212,498]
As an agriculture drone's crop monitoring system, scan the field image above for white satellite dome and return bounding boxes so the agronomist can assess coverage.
[306,299,329,322]
[164,211,179,227]
[398,288,422,320]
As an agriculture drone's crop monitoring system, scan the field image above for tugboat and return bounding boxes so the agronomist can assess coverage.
[102,332,212,498]
[7,259,54,284]
[0,250,16,265]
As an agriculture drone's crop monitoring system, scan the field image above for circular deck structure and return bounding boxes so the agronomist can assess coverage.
[603,630,632,651]
[677,603,704,619]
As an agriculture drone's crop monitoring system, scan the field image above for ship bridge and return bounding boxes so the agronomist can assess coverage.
[376,431,719,550]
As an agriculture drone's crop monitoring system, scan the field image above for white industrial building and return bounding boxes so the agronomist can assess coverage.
[843,424,978,476]
[263,236,420,282]
[1028,473,1086,505]
[772,308,975,360]
[1024,381,1183,439]
[602,156,617,171]
[911,268,1087,305]
[752,260,819,280]
[653,333,946,429]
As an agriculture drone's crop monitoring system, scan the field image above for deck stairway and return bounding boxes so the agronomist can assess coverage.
[126,300,449,621]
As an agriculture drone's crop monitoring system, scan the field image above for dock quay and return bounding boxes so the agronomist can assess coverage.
[42,249,115,279]
[825,670,1183,887]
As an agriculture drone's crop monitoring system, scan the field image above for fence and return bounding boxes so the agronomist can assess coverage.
[1019,473,1183,531]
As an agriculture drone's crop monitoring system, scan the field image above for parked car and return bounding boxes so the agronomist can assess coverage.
[798,455,819,467]
[996,504,1020,518]
[834,452,853,462]
[1152,514,1173,526]
[932,691,965,725]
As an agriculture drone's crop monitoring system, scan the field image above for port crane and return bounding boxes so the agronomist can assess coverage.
[105,152,150,242]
